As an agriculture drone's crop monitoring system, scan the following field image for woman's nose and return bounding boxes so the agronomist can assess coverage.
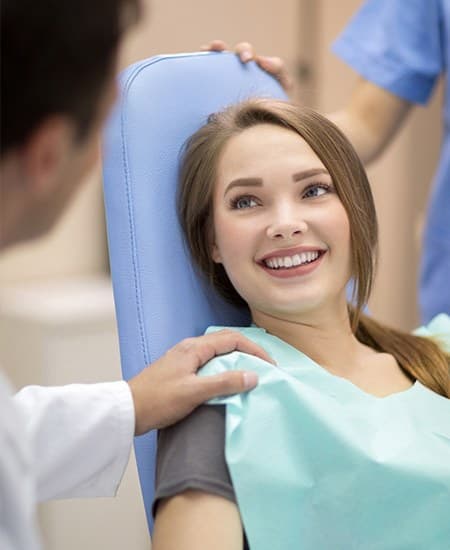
[266,216,308,240]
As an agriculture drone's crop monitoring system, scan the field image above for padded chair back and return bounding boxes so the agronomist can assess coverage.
[102,52,287,530]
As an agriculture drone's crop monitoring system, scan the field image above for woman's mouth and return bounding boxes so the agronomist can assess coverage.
[258,249,326,278]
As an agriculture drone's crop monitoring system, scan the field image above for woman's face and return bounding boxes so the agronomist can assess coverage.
[211,123,352,321]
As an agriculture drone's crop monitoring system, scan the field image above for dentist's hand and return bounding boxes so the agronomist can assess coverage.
[201,40,295,94]
[128,329,274,434]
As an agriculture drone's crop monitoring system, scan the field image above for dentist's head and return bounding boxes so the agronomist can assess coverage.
[0,0,140,250]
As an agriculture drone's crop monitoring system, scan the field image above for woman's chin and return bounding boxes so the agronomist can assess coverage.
[250,299,328,323]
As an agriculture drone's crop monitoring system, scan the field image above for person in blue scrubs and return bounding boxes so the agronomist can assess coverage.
[331,0,450,324]
[207,0,450,323]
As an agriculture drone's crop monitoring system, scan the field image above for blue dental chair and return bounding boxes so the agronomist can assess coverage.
[102,52,287,531]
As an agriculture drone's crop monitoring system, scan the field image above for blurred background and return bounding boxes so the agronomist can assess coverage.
[0,1,441,548]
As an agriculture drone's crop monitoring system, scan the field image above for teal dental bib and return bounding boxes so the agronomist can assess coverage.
[200,315,450,550]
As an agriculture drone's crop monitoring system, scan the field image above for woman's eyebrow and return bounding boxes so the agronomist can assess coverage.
[223,168,329,196]
[224,177,263,196]
[292,168,329,181]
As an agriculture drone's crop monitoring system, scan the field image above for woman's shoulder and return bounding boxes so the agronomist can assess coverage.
[205,324,267,343]
[202,325,276,373]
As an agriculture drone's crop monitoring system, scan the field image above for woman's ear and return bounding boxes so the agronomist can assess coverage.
[211,242,222,263]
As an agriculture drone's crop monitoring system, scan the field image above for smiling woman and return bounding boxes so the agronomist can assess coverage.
[151,99,450,550]
[210,122,351,322]
[179,100,377,323]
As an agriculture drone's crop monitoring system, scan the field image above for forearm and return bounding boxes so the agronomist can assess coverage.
[327,78,412,165]
[214,45,412,165]
[152,490,243,550]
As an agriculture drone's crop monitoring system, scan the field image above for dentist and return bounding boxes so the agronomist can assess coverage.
[0,2,269,549]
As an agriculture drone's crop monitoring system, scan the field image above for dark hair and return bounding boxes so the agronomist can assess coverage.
[1,0,140,156]
[179,99,449,398]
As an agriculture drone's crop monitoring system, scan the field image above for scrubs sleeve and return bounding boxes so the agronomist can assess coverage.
[332,0,445,104]
[13,380,135,501]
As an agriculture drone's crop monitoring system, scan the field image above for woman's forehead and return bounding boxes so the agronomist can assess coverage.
[216,124,325,182]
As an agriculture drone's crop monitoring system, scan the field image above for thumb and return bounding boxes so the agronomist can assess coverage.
[191,370,259,404]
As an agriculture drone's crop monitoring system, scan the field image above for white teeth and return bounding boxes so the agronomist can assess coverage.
[263,250,320,269]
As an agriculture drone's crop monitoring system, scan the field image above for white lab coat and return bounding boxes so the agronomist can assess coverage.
[0,370,134,550]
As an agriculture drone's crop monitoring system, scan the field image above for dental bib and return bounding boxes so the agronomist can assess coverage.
[200,315,450,550]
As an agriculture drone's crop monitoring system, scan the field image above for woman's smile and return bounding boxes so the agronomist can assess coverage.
[257,246,327,279]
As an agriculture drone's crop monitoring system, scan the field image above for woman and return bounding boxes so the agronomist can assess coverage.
[151,99,450,550]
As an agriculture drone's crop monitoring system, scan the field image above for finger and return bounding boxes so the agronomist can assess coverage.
[202,330,275,365]
[234,41,255,63]
[172,331,275,370]
[255,55,284,75]
[256,55,294,92]
[200,39,229,52]
[194,370,259,404]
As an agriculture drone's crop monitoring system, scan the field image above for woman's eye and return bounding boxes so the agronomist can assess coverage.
[231,196,259,209]
[303,183,331,199]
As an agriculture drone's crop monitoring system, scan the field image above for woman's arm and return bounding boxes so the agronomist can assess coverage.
[152,489,244,550]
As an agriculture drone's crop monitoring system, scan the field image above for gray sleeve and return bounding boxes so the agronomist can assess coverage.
[152,404,236,516]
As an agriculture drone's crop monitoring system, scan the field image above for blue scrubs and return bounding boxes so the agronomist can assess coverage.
[332,0,450,323]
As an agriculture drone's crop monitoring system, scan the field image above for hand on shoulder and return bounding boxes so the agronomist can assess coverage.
[128,329,274,434]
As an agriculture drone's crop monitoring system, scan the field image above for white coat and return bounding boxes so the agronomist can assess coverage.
[0,370,134,550]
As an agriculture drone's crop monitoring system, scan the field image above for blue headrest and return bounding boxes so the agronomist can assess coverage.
[102,51,287,530]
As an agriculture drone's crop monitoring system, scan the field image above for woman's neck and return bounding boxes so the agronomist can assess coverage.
[251,306,375,377]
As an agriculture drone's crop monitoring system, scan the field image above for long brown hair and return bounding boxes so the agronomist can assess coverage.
[178,99,449,398]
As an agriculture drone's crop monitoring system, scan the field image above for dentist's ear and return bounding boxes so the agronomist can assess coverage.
[22,115,74,196]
